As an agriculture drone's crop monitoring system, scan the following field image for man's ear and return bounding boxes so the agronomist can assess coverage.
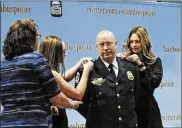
[96,44,98,48]
[115,40,117,45]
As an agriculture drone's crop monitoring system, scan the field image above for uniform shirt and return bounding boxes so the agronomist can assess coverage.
[0,52,61,128]
[101,57,119,77]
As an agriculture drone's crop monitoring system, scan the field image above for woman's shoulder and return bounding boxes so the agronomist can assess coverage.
[14,52,48,67]
[148,57,162,69]
[17,52,44,60]
[155,57,162,63]
[16,52,48,64]
[1,53,45,70]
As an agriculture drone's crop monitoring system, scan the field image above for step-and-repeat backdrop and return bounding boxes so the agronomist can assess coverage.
[1,1,181,127]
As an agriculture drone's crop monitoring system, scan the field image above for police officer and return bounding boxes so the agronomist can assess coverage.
[75,30,140,128]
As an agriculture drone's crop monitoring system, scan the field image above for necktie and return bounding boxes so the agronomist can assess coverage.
[108,64,116,80]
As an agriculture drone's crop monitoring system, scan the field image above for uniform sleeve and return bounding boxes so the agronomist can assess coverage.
[139,57,163,91]
[35,56,61,98]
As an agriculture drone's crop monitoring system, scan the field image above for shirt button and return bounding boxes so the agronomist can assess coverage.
[118,105,121,109]
[117,94,120,97]
[118,117,122,121]
[99,92,102,95]
[131,89,133,91]
[115,82,118,85]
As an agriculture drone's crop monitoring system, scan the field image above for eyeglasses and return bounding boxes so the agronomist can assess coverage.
[97,41,115,48]
[37,34,41,39]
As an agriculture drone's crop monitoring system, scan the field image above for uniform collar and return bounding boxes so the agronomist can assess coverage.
[101,57,118,69]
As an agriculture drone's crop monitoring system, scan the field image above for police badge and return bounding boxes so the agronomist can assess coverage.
[126,71,134,80]
[50,1,62,17]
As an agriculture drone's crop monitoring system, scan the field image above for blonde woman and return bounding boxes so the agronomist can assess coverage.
[39,35,93,128]
[118,26,163,128]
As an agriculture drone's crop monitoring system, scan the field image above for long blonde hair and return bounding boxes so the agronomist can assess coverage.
[126,26,156,64]
[39,35,65,74]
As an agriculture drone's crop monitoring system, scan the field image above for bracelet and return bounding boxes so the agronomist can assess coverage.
[138,62,145,68]
[139,66,146,71]
[72,104,75,109]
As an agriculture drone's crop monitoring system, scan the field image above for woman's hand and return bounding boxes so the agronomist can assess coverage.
[79,57,92,66]
[117,52,129,59]
[70,100,83,109]
[126,54,142,66]
[83,60,94,72]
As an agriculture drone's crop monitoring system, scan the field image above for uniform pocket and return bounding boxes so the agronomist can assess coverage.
[125,87,135,96]
[123,88,135,106]
[96,91,109,98]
